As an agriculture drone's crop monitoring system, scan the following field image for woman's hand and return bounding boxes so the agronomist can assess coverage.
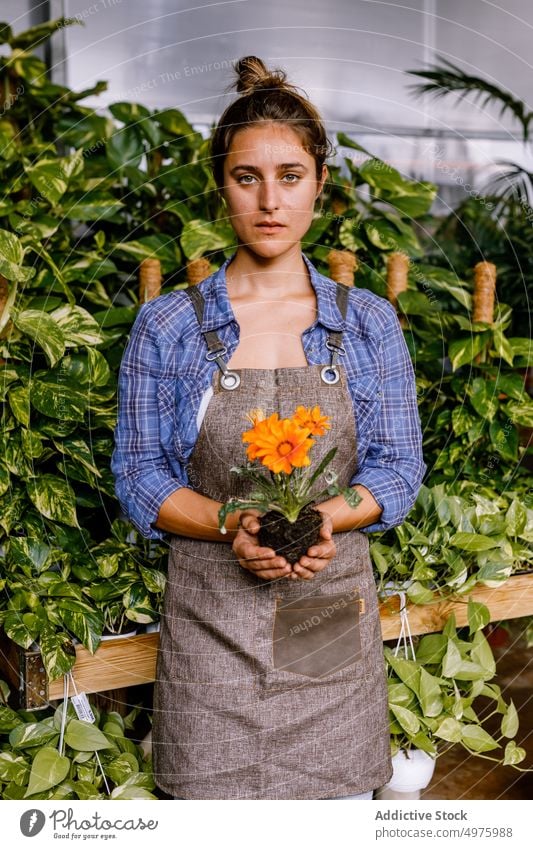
[233,509,292,581]
[290,508,336,581]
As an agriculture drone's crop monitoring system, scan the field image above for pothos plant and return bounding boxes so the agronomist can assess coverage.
[0,679,156,800]
[371,481,533,603]
[386,607,528,770]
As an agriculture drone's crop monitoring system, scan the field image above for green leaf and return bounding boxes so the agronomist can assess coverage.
[9,537,51,574]
[449,532,501,551]
[26,474,78,526]
[10,17,80,50]
[109,101,151,123]
[415,633,447,665]
[139,564,166,594]
[3,611,40,650]
[25,747,70,797]
[0,460,9,497]
[54,437,101,477]
[110,785,157,800]
[503,740,526,765]
[0,22,13,44]
[113,234,180,274]
[0,275,18,333]
[0,706,24,734]
[87,347,111,386]
[0,752,29,785]
[59,600,103,654]
[154,108,195,137]
[8,384,31,427]
[338,218,365,252]
[506,399,533,427]
[470,631,496,678]
[434,717,462,743]
[49,305,104,347]
[469,377,499,421]
[467,600,490,634]
[397,291,434,316]
[418,668,443,717]
[30,378,88,421]
[442,639,463,677]
[106,127,144,171]
[389,704,420,735]
[180,219,235,260]
[489,419,518,461]
[452,406,477,437]
[38,625,77,680]
[461,724,499,753]
[406,582,435,604]
[13,310,66,367]
[477,562,513,585]
[448,334,489,371]
[508,337,533,364]
[501,700,519,739]
[66,198,125,221]
[505,499,527,536]
[491,328,515,366]
[364,219,421,254]
[24,159,68,205]
[9,720,58,750]
[105,753,139,786]
[64,719,113,752]
[0,228,35,282]
[385,652,420,692]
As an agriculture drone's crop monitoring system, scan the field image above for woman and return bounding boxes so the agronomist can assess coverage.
[112,56,426,800]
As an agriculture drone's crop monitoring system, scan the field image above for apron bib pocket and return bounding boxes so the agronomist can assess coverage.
[266,589,365,688]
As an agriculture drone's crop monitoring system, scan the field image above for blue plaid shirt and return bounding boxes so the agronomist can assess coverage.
[112,251,426,539]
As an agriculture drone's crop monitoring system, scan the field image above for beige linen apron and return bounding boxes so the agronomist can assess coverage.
[152,283,392,800]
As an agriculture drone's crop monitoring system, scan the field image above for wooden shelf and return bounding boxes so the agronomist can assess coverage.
[379,574,533,640]
[2,575,533,708]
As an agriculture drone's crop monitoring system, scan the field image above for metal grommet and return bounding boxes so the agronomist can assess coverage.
[220,371,241,390]
[320,365,340,385]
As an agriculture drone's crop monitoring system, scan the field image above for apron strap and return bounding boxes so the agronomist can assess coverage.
[184,285,241,390]
[320,282,350,385]
[184,280,351,389]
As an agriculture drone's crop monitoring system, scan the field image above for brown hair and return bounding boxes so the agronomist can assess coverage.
[209,56,334,194]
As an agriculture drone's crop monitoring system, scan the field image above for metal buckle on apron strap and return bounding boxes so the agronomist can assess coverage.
[320,338,346,385]
[205,346,241,391]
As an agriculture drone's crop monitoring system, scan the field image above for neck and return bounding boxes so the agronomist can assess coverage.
[225,244,312,298]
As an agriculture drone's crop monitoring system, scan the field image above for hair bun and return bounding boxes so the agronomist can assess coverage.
[234,55,290,94]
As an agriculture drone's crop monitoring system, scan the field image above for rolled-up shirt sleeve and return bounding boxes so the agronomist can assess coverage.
[111,303,189,539]
[350,302,426,532]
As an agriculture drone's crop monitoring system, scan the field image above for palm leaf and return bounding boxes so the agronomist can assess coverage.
[481,161,533,207]
[406,55,533,142]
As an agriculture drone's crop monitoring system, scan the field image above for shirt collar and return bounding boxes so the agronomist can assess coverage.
[200,251,347,333]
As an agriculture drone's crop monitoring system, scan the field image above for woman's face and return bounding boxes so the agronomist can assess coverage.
[221,122,327,259]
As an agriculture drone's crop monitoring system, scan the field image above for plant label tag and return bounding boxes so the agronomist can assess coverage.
[71,692,95,724]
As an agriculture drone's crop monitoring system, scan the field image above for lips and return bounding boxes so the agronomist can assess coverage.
[255,222,286,232]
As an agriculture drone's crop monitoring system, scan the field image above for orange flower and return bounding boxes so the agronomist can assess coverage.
[293,405,331,437]
[242,412,314,474]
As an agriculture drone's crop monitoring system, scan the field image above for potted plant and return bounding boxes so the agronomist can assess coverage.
[0,678,156,799]
[376,605,529,799]
[218,405,362,563]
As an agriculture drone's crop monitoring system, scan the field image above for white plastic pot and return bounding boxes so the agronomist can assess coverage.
[375,749,436,800]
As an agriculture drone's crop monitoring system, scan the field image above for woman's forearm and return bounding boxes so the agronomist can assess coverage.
[155,487,241,541]
[317,484,383,533]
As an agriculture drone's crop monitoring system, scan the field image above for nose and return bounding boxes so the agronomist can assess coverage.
[258,176,280,211]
